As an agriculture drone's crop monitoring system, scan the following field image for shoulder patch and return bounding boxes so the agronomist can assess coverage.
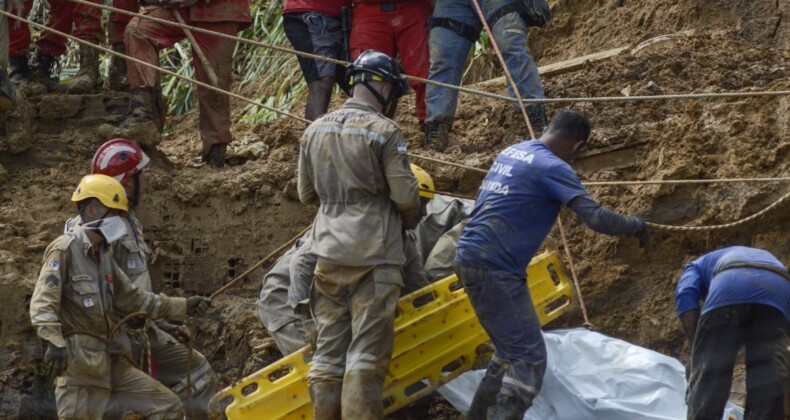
[45,275,59,289]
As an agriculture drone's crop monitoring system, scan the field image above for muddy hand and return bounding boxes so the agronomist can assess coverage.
[635,224,651,257]
[172,325,192,343]
[186,295,211,316]
[45,344,68,377]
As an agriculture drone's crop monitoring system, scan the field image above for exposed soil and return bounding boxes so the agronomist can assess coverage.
[1,0,788,417]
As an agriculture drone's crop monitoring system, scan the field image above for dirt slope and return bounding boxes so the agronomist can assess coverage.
[0,0,788,417]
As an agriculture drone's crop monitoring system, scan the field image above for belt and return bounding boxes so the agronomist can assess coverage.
[714,262,790,281]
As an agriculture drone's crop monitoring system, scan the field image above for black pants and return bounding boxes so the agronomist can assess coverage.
[688,304,790,420]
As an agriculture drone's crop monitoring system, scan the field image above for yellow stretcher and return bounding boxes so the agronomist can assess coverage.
[210,250,573,419]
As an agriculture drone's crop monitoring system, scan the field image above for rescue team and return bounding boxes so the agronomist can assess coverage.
[6,0,784,419]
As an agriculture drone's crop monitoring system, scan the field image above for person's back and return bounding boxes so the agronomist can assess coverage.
[457,139,586,274]
[676,246,790,420]
[299,98,416,266]
[298,50,419,420]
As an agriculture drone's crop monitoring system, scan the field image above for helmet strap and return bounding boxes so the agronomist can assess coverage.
[360,80,397,115]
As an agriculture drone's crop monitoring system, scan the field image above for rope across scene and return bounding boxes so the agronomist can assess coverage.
[45,0,790,106]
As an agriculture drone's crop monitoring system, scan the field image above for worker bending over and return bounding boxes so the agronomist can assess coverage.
[676,246,790,420]
[455,110,649,419]
[30,174,211,419]
[65,139,216,417]
[298,50,419,419]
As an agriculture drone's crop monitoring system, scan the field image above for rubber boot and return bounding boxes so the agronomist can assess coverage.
[424,120,450,152]
[106,43,128,91]
[106,87,162,146]
[30,51,59,92]
[466,358,507,420]
[342,371,385,420]
[486,395,529,420]
[203,144,227,168]
[8,56,31,84]
[67,44,99,94]
[526,104,548,138]
[309,381,342,420]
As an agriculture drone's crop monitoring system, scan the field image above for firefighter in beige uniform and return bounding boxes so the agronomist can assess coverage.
[30,174,211,419]
[76,139,216,416]
[298,50,420,419]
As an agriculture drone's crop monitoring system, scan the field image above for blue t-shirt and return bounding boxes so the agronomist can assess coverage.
[456,140,588,274]
[675,246,790,321]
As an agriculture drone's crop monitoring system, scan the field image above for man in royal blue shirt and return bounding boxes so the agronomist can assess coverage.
[455,110,649,420]
[675,246,790,420]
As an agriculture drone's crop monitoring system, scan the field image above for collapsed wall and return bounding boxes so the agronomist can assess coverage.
[0,0,787,417]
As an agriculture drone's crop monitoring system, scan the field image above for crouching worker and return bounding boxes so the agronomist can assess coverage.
[31,174,211,419]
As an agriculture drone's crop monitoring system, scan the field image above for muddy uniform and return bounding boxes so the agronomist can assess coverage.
[298,98,420,419]
[65,213,215,416]
[677,246,790,420]
[350,0,432,124]
[30,225,186,419]
[258,230,430,357]
[111,212,216,416]
[124,0,251,159]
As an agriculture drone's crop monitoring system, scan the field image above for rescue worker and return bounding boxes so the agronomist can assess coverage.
[424,0,552,150]
[455,110,649,419]
[297,50,419,419]
[65,139,216,417]
[30,174,211,419]
[120,0,251,167]
[676,246,790,420]
[349,0,432,127]
[282,0,348,120]
[260,164,436,356]
[7,0,104,93]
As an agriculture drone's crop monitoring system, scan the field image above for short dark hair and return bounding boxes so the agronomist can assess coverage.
[546,110,591,143]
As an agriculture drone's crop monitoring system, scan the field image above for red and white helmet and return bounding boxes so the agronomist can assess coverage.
[91,139,150,185]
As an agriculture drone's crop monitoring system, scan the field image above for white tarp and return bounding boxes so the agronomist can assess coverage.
[438,328,744,420]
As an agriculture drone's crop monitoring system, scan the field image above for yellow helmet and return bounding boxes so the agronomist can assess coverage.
[71,174,129,214]
[410,163,435,199]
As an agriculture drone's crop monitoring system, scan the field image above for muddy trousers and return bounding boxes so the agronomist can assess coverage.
[55,356,182,420]
[426,0,544,128]
[455,262,546,414]
[126,327,216,419]
[307,264,401,420]
[7,0,103,58]
[124,7,240,158]
[687,304,790,420]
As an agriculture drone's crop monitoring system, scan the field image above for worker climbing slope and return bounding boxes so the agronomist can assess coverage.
[455,110,649,420]
[676,246,790,420]
[65,139,217,418]
[30,174,211,419]
[297,50,419,419]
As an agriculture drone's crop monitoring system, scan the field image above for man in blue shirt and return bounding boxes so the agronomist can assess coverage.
[675,246,790,420]
[455,110,649,420]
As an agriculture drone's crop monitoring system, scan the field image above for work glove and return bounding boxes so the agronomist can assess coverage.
[45,343,68,377]
[186,295,211,316]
